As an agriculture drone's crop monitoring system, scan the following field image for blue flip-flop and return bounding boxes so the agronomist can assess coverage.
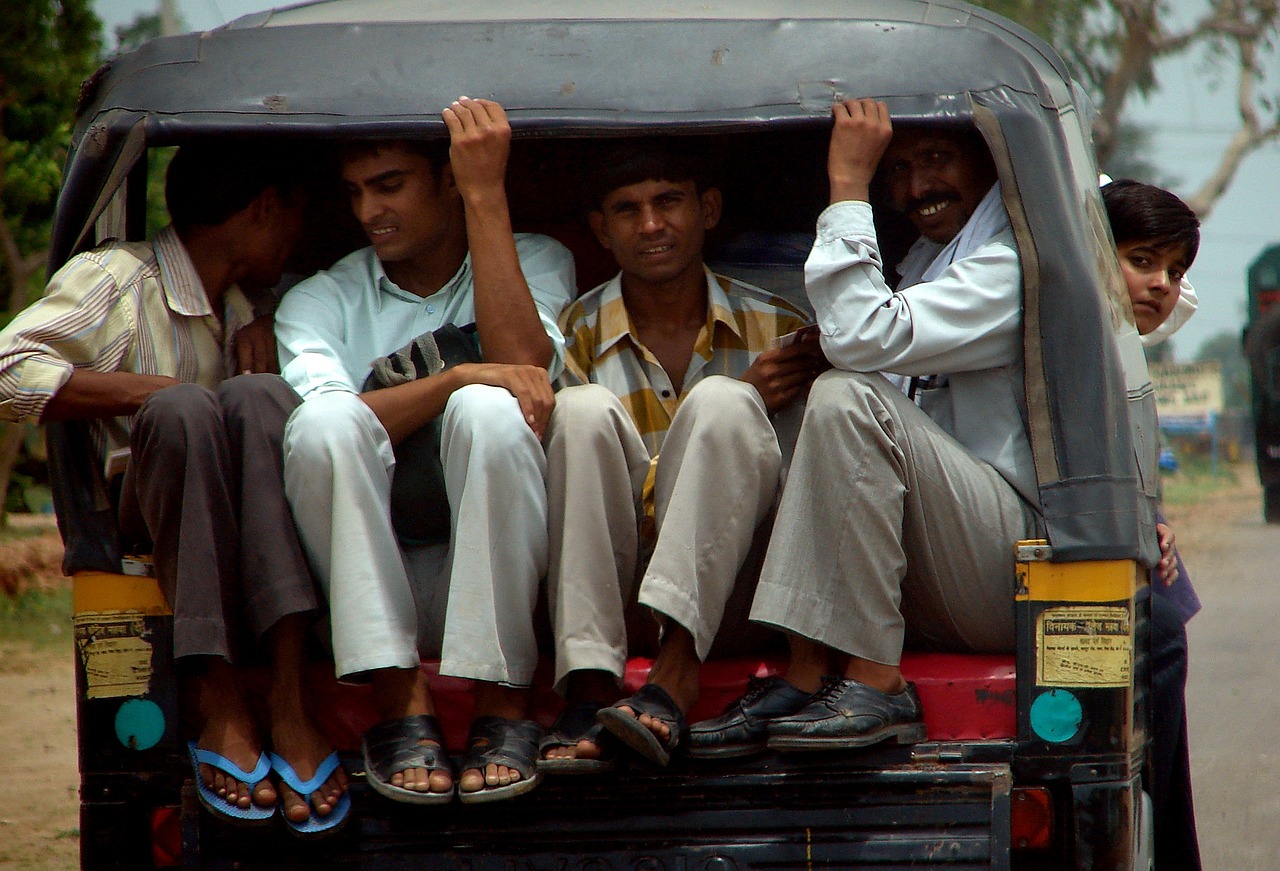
[187,741,275,825]
[269,752,351,839]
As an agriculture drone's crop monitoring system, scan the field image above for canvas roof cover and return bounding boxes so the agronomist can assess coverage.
[52,0,1158,568]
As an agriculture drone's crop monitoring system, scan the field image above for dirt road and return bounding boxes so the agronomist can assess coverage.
[0,470,1268,869]
[0,645,78,871]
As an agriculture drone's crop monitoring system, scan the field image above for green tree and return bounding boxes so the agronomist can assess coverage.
[0,0,102,522]
[972,0,1280,218]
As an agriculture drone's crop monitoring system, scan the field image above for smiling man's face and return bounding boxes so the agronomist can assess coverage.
[341,144,456,265]
[881,128,997,244]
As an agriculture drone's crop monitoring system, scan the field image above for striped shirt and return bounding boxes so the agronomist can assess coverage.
[558,269,810,456]
[0,226,255,458]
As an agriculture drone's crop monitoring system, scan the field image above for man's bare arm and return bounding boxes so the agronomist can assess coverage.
[360,362,554,444]
[442,98,553,369]
[40,369,180,422]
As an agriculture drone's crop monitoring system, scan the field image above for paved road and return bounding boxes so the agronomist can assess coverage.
[1178,486,1280,870]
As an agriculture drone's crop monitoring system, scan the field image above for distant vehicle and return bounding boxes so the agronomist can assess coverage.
[1244,243,1280,522]
[55,1,1162,868]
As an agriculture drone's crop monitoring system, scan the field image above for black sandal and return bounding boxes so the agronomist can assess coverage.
[539,701,620,775]
[361,714,456,805]
[596,683,689,766]
[457,716,543,804]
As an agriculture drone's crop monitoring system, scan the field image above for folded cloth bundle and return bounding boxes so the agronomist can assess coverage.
[363,323,481,546]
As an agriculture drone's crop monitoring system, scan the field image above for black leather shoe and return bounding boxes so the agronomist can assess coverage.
[687,676,813,758]
[766,677,926,751]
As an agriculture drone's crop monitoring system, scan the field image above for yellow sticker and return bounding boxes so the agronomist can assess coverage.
[75,612,154,699]
[1036,606,1132,688]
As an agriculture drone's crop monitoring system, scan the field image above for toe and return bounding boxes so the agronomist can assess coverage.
[428,768,454,794]
[459,768,485,794]
[279,783,310,823]
[252,778,277,809]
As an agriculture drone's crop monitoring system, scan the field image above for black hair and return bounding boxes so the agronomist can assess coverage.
[165,141,307,230]
[337,139,451,175]
[1102,179,1200,263]
[583,138,715,212]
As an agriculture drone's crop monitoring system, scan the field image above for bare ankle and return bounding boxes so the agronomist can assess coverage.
[472,682,529,720]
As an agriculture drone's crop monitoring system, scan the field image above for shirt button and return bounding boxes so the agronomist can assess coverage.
[427,305,435,314]
[661,390,671,398]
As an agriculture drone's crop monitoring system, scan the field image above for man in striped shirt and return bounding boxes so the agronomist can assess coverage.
[0,144,350,831]
[540,142,826,771]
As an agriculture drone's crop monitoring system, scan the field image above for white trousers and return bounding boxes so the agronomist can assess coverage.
[750,370,1038,664]
[544,377,786,691]
[282,385,548,685]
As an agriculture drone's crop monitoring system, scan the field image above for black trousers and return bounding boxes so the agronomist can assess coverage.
[118,374,317,663]
[1145,588,1202,871]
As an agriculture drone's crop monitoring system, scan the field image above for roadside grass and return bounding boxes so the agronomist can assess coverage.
[0,585,72,652]
[0,518,71,653]
[1159,455,1245,508]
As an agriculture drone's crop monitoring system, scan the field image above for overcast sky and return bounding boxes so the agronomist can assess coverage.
[93,0,1280,361]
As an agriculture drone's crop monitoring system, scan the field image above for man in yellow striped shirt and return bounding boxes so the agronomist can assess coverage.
[541,142,825,771]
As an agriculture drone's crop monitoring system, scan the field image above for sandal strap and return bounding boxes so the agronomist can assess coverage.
[463,716,542,779]
[623,683,689,742]
[539,702,605,753]
[363,714,452,781]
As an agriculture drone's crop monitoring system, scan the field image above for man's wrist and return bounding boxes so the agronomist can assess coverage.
[459,186,509,211]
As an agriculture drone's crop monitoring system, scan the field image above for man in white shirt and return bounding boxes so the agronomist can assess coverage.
[276,99,574,804]
[714,99,1041,753]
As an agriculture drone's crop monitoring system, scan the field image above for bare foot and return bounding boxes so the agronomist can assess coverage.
[270,716,348,824]
[189,663,275,811]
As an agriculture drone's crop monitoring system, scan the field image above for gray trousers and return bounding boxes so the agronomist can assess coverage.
[750,370,1038,664]
[119,374,318,663]
[545,377,788,691]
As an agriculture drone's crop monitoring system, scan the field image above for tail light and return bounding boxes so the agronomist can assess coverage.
[1011,786,1054,849]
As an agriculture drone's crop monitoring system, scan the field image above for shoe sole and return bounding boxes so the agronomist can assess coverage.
[457,771,543,804]
[766,721,927,752]
[596,707,673,766]
[685,740,768,759]
[361,742,456,806]
[538,756,618,775]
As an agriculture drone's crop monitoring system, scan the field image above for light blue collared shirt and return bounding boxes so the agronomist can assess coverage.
[276,234,575,399]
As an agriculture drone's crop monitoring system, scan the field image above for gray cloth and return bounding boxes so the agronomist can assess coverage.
[118,374,317,662]
[361,323,481,545]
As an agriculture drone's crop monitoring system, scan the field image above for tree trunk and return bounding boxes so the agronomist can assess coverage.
[0,421,29,527]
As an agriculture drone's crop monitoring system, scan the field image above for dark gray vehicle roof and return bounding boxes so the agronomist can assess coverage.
[53,0,1157,566]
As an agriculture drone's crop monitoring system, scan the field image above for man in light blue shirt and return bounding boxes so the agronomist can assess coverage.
[276,98,574,805]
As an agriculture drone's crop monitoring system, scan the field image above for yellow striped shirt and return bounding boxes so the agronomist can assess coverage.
[558,269,810,456]
[0,226,254,458]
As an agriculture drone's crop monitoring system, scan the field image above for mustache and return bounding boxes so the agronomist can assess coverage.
[900,191,956,214]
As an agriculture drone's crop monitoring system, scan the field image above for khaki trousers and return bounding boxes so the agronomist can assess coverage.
[751,370,1038,665]
[545,377,786,691]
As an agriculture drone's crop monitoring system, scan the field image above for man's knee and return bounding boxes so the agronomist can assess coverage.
[134,383,219,439]
[547,384,627,440]
[443,383,533,448]
[798,369,900,435]
[681,375,764,417]
[284,391,383,467]
[216,373,300,421]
